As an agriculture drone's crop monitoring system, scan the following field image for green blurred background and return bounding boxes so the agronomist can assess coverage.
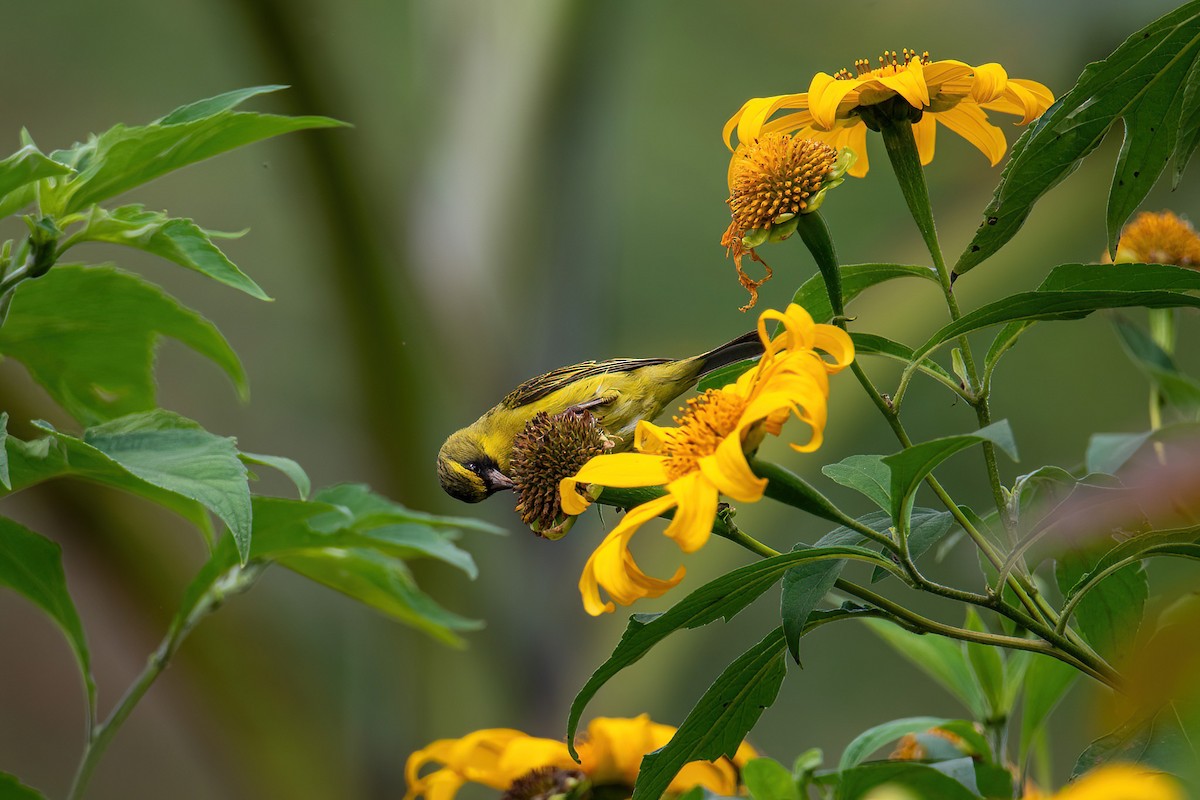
[1,1,1198,797]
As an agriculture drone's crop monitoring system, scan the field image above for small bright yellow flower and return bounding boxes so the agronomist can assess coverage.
[560,304,854,615]
[1031,763,1183,800]
[724,50,1054,177]
[1113,210,1200,268]
[404,715,758,800]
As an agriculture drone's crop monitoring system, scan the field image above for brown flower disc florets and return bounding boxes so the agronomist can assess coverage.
[501,766,587,800]
[511,409,613,536]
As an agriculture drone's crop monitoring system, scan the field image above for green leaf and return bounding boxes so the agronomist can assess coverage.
[789,263,939,323]
[698,358,758,392]
[0,772,48,800]
[838,716,949,772]
[851,332,962,392]
[50,91,346,213]
[1112,315,1200,412]
[0,516,94,714]
[913,289,1200,365]
[0,265,246,424]
[955,2,1200,273]
[174,496,482,647]
[312,483,506,536]
[864,618,987,719]
[780,545,846,663]
[240,451,311,500]
[836,760,981,800]
[158,85,289,125]
[80,411,251,557]
[963,609,1006,717]
[871,509,954,583]
[1073,706,1199,779]
[882,421,1018,530]
[1086,423,1200,474]
[752,457,849,525]
[0,412,9,490]
[1019,654,1079,765]
[631,628,787,800]
[821,455,891,512]
[743,757,799,800]
[0,144,72,215]
[1056,547,1148,665]
[72,205,268,300]
[566,544,894,758]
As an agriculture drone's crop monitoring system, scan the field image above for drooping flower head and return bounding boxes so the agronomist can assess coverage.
[1112,210,1200,268]
[720,133,853,309]
[724,50,1053,177]
[560,304,853,615]
[1031,763,1183,800]
[404,715,757,800]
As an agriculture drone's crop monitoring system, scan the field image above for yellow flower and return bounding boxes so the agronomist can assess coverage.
[724,50,1053,177]
[403,715,758,800]
[560,304,854,615]
[1033,763,1183,800]
[1113,210,1200,268]
[720,133,852,310]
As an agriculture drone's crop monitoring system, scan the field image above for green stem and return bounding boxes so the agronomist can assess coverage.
[875,114,1012,537]
[68,564,264,800]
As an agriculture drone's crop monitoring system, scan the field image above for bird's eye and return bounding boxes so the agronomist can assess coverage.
[464,462,483,476]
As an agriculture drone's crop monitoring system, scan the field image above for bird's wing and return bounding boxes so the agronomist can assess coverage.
[500,358,671,409]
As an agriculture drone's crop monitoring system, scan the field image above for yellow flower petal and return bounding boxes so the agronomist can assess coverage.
[970,62,1009,103]
[726,93,808,148]
[1052,764,1183,800]
[496,738,576,781]
[876,60,930,109]
[698,434,768,503]
[935,102,1008,165]
[808,71,859,130]
[913,113,938,166]
[663,471,719,553]
[579,493,683,615]
[982,77,1055,124]
[559,452,671,515]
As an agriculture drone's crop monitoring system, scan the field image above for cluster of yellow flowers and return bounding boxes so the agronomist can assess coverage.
[407,50,1199,800]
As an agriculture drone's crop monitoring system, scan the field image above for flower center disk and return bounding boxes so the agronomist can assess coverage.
[834,48,931,80]
[661,389,747,482]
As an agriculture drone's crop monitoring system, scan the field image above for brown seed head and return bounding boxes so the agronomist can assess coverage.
[510,410,613,536]
[501,766,587,800]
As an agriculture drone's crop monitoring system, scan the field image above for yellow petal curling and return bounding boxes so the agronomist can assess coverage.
[725,51,1053,175]
[561,303,854,615]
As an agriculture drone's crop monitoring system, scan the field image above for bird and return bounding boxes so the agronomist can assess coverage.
[437,330,765,503]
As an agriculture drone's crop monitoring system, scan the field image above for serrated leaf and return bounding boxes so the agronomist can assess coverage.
[821,455,891,512]
[60,410,253,560]
[631,628,787,800]
[0,516,94,715]
[0,773,47,800]
[836,760,981,800]
[780,545,846,663]
[173,496,481,647]
[1056,547,1148,665]
[789,263,938,323]
[74,204,268,300]
[567,544,893,758]
[0,144,72,216]
[1073,706,1200,778]
[1064,526,1200,617]
[1019,654,1078,765]
[1113,315,1200,412]
[838,716,949,772]
[913,289,1200,364]
[882,421,1018,530]
[240,451,311,500]
[865,618,988,719]
[158,85,289,125]
[0,264,246,424]
[743,757,799,800]
[955,2,1200,273]
[50,99,346,213]
[752,457,848,525]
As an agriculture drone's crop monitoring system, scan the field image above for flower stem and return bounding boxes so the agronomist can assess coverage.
[68,564,264,800]
[1148,308,1176,462]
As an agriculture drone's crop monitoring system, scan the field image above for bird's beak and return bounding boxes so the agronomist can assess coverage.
[485,468,514,492]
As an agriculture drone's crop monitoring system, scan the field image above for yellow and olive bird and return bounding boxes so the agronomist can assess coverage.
[437,330,764,503]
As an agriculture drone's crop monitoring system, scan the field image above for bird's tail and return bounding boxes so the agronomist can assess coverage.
[695,329,764,376]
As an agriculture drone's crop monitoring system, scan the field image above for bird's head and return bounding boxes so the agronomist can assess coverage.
[436,429,514,503]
